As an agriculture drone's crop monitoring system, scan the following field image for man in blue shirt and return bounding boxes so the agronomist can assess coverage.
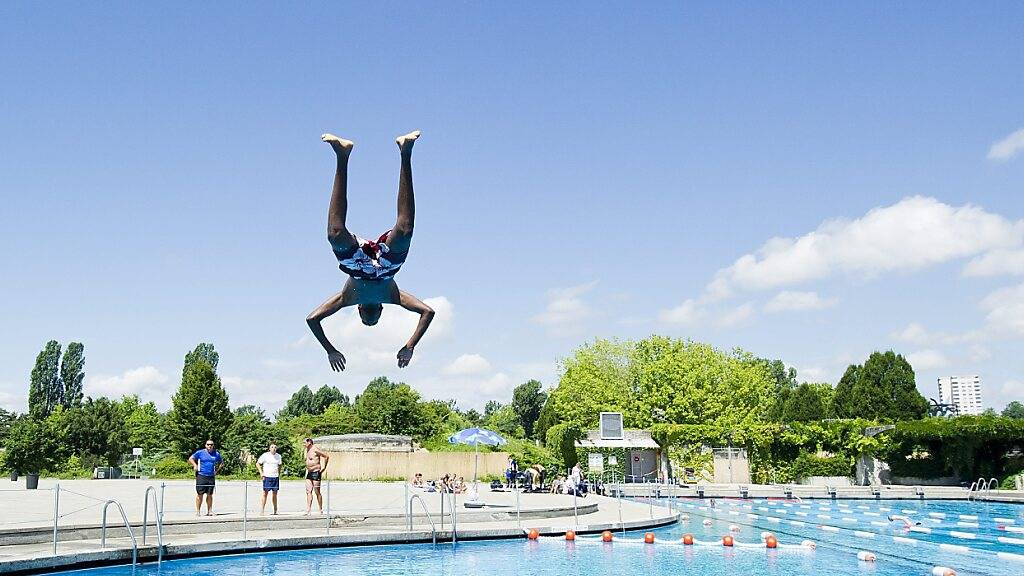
[189,439,224,516]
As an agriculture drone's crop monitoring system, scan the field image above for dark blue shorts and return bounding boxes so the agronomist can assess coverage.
[263,476,280,492]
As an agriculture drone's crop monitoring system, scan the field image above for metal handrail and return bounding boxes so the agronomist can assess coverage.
[142,486,163,563]
[987,477,998,492]
[616,488,625,537]
[101,500,138,566]
[445,491,457,544]
[514,486,522,531]
[407,494,437,545]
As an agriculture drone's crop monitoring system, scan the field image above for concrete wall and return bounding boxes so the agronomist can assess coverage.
[321,451,510,480]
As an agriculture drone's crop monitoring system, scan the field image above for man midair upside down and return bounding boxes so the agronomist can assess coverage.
[306,130,434,371]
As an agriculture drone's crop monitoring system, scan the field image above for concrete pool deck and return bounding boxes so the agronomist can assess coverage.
[0,478,679,574]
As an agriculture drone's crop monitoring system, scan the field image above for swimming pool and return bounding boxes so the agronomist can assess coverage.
[48,498,1024,576]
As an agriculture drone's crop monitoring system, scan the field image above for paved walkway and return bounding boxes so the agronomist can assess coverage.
[0,478,678,574]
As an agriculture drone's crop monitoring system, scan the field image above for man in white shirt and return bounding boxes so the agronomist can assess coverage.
[256,443,283,515]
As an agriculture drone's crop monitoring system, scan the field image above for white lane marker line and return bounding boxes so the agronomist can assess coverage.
[949,531,976,540]
[998,536,1024,545]
[939,543,969,553]
[997,552,1024,562]
[893,536,917,545]
[854,531,875,538]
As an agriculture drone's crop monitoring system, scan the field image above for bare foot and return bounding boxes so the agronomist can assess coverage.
[396,130,421,153]
[322,133,354,156]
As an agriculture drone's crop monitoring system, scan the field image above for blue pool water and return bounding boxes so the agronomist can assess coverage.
[54,498,1024,576]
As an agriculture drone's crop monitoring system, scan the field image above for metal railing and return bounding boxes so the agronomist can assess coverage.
[986,477,998,492]
[407,494,437,545]
[100,500,138,567]
[444,491,457,544]
[142,485,164,563]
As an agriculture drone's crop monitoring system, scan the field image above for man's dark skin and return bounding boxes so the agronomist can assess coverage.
[306,131,434,371]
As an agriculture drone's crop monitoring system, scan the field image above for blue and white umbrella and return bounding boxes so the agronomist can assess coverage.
[448,427,507,487]
[448,427,507,447]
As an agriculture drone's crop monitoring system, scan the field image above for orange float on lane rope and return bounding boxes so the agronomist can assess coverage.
[765,535,778,548]
[602,531,613,542]
[644,532,655,544]
[527,529,539,540]
[682,534,694,545]
[565,530,576,541]
[723,535,734,547]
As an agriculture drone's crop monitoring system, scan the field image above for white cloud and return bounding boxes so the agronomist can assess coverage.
[890,321,982,347]
[995,380,1024,404]
[85,366,172,407]
[705,196,1023,296]
[659,299,704,324]
[905,349,950,371]
[717,302,756,328]
[764,291,838,313]
[320,296,454,370]
[963,249,1024,277]
[534,282,597,335]
[988,128,1024,161]
[891,322,931,346]
[442,354,492,376]
[980,282,1024,336]
[798,366,829,382]
[0,389,21,412]
[968,345,992,363]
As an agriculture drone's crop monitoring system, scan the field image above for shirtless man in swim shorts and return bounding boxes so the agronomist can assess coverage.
[303,437,330,515]
[306,131,435,371]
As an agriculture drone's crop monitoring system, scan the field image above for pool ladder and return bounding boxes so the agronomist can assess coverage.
[407,494,438,545]
[100,500,138,567]
[142,485,164,564]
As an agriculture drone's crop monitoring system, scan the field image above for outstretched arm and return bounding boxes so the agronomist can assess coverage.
[396,290,435,367]
[306,290,355,371]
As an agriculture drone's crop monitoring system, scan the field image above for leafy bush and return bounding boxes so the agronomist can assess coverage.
[792,453,853,479]
[154,454,193,478]
[50,455,90,479]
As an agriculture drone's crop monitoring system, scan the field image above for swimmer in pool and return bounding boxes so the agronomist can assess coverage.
[887,514,920,528]
[306,131,435,371]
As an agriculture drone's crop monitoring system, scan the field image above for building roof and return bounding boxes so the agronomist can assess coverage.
[312,433,414,452]
[575,429,660,449]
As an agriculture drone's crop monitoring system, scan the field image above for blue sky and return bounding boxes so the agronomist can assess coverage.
[1,2,1022,413]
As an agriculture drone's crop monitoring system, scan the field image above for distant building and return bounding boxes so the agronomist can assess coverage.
[937,375,983,416]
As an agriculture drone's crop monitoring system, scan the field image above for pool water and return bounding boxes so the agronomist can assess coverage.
[53,498,1024,576]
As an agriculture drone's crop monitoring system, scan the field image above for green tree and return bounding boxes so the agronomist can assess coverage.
[59,342,85,408]
[167,354,233,456]
[462,408,483,426]
[277,403,361,438]
[353,377,427,437]
[235,405,267,419]
[543,339,635,433]
[511,379,547,438]
[277,385,316,419]
[483,400,502,419]
[222,410,292,473]
[0,408,15,445]
[630,337,775,431]
[122,396,168,453]
[312,385,349,413]
[65,397,129,466]
[4,416,49,473]
[781,383,834,422]
[1003,401,1024,419]
[29,341,61,419]
[761,358,797,421]
[183,343,219,375]
[832,351,928,421]
[485,404,525,438]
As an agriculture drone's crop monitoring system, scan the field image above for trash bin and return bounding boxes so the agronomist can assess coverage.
[26,473,39,490]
